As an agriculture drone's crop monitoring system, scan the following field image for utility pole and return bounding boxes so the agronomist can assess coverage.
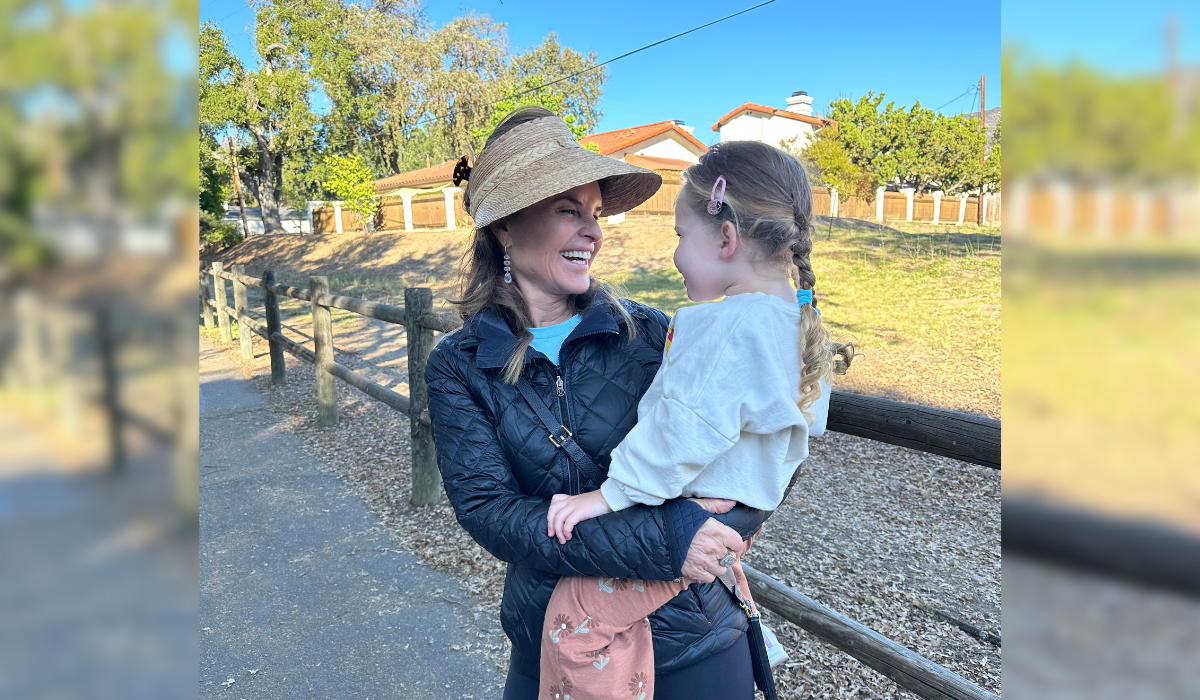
[977,74,986,226]
[227,136,252,237]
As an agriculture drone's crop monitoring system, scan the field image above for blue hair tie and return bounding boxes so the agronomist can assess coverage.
[796,288,820,315]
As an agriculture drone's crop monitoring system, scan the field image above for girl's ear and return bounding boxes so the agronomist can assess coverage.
[717,220,740,261]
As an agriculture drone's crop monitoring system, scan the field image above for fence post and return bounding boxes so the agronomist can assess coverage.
[232,263,253,359]
[310,276,338,427]
[174,307,199,519]
[200,273,214,328]
[829,188,838,218]
[262,269,286,385]
[96,307,124,474]
[15,290,45,407]
[333,202,344,234]
[51,308,81,436]
[405,287,440,505]
[443,187,459,229]
[875,187,886,221]
[212,261,232,342]
[401,193,415,232]
[957,195,969,226]
[932,191,943,224]
[900,188,915,222]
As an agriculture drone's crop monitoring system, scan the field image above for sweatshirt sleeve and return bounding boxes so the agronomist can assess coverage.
[809,377,832,438]
[602,302,799,508]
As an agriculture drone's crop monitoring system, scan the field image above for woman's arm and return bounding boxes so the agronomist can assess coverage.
[427,348,704,582]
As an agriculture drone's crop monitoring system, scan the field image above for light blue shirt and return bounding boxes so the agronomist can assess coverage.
[527,315,581,366]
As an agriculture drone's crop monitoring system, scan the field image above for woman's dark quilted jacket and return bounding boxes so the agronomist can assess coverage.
[425,296,768,680]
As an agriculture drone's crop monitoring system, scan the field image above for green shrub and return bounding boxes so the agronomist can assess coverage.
[200,210,244,253]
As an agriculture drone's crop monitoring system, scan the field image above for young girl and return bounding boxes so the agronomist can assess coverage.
[539,140,853,700]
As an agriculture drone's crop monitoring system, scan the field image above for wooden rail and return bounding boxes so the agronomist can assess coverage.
[198,262,1000,700]
[828,392,1000,469]
[742,564,997,700]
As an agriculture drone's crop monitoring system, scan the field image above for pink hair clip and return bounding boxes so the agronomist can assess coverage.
[707,176,726,215]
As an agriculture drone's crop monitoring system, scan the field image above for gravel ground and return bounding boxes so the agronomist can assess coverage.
[202,316,1001,698]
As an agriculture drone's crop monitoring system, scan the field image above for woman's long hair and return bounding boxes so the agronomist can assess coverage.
[455,106,635,384]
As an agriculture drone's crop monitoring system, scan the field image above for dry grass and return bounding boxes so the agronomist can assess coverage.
[213,215,1000,417]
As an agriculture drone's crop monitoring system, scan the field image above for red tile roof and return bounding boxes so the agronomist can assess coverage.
[374,120,710,193]
[711,103,835,131]
[581,121,708,156]
[373,159,458,193]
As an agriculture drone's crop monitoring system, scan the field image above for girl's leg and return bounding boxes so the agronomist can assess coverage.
[654,632,754,700]
[540,577,687,700]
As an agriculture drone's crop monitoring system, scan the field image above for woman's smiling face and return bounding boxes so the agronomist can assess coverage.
[494,182,604,299]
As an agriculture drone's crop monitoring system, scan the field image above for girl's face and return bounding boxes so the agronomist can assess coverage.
[673,195,729,302]
[496,182,604,299]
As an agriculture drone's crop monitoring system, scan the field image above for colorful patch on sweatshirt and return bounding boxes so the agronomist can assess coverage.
[664,319,675,356]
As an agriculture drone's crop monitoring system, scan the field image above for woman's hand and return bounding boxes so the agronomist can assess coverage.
[687,497,737,514]
[680,518,745,583]
[547,490,612,545]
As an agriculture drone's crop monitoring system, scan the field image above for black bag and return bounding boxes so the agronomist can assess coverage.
[718,568,778,700]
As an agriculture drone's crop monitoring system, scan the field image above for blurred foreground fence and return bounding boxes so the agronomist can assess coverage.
[1,275,198,515]
[1006,180,1200,240]
[200,263,1000,700]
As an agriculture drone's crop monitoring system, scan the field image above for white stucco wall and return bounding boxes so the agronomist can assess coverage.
[718,112,816,150]
[609,132,703,164]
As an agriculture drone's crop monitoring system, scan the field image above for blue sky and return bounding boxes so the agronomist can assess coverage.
[201,0,1000,141]
[1002,0,1199,75]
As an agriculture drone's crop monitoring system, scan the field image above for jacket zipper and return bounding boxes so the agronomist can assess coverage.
[553,371,577,494]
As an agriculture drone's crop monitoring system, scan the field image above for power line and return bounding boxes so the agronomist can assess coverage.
[212,1,252,25]
[933,86,973,113]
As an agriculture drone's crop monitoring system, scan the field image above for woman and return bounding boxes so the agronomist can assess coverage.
[425,107,769,699]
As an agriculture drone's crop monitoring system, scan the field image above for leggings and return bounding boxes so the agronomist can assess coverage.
[503,631,753,700]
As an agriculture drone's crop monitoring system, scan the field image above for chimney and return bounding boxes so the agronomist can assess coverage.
[785,90,814,117]
[672,119,695,134]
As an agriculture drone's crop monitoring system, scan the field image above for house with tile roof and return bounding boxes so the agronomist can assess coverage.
[712,91,835,150]
[373,159,459,196]
[580,120,708,169]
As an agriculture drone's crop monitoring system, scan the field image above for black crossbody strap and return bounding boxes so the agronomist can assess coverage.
[514,378,605,486]
[719,569,779,700]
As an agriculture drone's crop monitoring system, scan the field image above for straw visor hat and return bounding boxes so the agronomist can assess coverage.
[462,115,663,230]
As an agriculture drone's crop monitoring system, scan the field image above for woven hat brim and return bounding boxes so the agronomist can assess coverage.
[472,149,663,230]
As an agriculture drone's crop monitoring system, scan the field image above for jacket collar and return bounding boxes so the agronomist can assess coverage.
[465,298,623,370]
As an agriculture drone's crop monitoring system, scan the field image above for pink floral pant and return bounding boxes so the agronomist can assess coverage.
[538,576,689,700]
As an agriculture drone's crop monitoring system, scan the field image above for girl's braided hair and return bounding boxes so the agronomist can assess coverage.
[679,140,854,416]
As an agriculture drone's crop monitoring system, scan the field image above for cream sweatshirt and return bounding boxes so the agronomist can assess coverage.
[600,292,830,512]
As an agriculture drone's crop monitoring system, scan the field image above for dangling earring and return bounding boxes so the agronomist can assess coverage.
[503,246,512,284]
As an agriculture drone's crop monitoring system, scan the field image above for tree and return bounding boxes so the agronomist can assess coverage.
[820,93,896,199]
[326,16,606,176]
[323,153,378,231]
[200,0,348,233]
[781,130,869,202]
[508,33,605,137]
[326,3,510,176]
[472,74,599,149]
[199,127,229,218]
[814,92,996,198]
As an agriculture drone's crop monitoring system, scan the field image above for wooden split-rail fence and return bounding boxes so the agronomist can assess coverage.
[200,262,1001,700]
